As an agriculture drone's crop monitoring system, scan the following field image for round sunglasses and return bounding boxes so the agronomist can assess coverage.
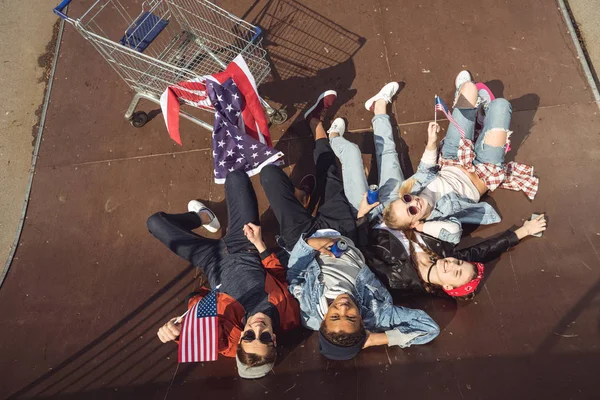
[402,194,419,216]
[241,330,274,345]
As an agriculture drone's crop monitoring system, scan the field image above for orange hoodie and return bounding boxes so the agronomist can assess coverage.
[185,253,300,357]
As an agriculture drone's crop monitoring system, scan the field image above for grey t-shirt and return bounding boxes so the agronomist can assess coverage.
[314,239,366,318]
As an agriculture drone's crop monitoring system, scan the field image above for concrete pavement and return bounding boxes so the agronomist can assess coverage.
[568,0,600,83]
[0,1,599,399]
[0,1,58,271]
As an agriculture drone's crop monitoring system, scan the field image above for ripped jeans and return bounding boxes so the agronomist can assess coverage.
[442,98,512,166]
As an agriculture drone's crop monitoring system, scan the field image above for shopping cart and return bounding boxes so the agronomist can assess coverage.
[53,0,287,129]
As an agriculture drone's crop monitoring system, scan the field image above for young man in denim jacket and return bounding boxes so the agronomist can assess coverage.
[260,89,439,360]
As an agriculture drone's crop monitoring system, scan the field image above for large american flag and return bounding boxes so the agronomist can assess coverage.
[159,55,283,183]
[207,78,284,183]
[435,95,466,137]
[178,288,219,363]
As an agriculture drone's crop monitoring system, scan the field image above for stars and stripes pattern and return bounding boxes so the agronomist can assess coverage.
[207,78,283,184]
[435,95,466,137]
[160,55,274,147]
[178,288,219,363]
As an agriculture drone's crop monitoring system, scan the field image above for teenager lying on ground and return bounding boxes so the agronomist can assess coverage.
[328,82,547,299]
[147,170,300,379]
[363,215,546,299]
[381,71,539,244]
[259,90,439,361]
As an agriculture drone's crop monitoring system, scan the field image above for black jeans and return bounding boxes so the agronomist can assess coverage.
[147,170,263,290]
[260,138,357,250]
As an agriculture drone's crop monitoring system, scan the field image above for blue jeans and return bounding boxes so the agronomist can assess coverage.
[441,98,512,166]
[330,114,403,219]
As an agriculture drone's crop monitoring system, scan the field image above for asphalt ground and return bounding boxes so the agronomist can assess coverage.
[1,1,598,399]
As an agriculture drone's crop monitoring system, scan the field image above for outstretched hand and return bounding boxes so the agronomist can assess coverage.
[306,236,339,258]
[357,192,381,219]
[515,213,547,240]
[244,222,267,253]
[522,214,547,236]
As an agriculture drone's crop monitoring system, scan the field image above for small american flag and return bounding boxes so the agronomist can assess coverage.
[178,288,219,363]
[435,95,466,137]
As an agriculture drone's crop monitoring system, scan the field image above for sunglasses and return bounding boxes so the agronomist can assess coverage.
[401,194,419,216]
[241,330,274,345]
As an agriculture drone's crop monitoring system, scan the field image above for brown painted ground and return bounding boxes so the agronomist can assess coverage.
[1,1,599,399]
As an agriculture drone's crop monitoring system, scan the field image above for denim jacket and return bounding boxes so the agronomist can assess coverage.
[409,156,501,244]
[286,232,440,347]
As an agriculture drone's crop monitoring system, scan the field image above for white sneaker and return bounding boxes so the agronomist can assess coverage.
[327,118,346,138]
[188,200,221,233]
[454,70,472,90]
[364,82,400,111]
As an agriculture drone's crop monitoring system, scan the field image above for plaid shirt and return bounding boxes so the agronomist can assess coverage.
[438,138,539,200]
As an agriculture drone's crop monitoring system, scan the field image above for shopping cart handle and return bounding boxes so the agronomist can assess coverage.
[250,27,263,44]
[53,0,73,19]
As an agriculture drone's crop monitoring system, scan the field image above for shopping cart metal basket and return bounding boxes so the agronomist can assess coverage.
[53,0,287,129]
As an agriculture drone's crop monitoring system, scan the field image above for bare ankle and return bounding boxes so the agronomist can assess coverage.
[374,98,388,115]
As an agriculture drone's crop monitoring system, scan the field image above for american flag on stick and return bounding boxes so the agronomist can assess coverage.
[178,288,219,363]
[435,95,466,137]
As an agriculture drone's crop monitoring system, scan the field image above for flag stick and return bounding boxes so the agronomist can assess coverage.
[434,95,437,125]
[175,310,189,325]
[175,284,222,324]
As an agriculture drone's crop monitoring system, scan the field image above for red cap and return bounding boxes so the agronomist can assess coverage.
[443,262,485,297]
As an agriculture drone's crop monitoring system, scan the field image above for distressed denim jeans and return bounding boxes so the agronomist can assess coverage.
[441,98,513,166]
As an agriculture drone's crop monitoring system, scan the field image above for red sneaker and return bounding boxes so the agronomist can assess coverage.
[304,90,337,122]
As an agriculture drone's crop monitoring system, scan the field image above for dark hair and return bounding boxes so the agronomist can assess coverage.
[319,320,367,347]
[404,230,477,301]
[236,341,277,367]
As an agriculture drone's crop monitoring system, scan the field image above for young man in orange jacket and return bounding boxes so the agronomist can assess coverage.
[147,170,300,379]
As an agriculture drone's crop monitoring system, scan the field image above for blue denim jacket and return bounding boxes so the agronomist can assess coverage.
[286,233,440,347]
[410,158,501,244]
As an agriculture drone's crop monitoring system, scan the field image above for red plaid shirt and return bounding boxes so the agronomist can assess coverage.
[438,138,539,200]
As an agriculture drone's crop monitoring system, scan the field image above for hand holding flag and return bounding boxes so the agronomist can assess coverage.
[178,286,220,363]
[434,95,466,137]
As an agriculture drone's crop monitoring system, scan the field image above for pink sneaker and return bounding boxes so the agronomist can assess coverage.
[304,90,337,121]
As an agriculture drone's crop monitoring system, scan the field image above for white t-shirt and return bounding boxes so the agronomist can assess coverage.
[426,166,480,202]
[419,149,480,202]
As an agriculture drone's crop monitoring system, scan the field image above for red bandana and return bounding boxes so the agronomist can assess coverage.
[443,262,485,297]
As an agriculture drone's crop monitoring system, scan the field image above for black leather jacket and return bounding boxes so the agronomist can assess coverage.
[359,226,520,294]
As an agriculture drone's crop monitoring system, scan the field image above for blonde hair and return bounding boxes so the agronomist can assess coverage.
[382,178,417,230]
[399,177,416,196]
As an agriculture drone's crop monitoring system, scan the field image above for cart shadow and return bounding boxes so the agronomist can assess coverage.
[248,0,366,199]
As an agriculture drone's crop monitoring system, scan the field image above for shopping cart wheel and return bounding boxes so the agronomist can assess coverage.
[130,111,148,128]
[270,109,288,125]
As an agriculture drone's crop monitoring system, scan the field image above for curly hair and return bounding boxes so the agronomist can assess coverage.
[404,229,476,301]
[236,341,277,367]
[319,320,367,347]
